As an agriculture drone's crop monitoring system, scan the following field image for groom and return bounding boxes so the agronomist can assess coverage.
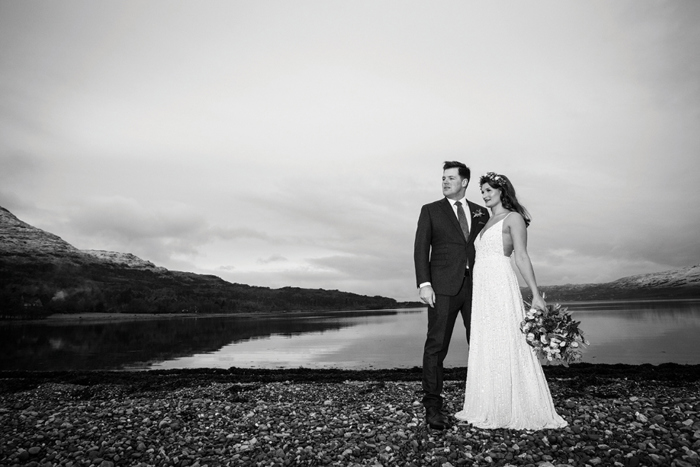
[414,161,489,430]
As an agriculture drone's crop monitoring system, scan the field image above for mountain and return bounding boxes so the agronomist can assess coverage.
[2,205,697,316]
[525,265,700,302]
[0,206,404,316]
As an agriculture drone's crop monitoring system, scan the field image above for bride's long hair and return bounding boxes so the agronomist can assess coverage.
[479,172,532,227]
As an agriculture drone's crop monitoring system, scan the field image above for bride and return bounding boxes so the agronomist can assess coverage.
[454,172,567,430]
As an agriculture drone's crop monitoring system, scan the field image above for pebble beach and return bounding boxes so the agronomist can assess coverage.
[2,364,700,467]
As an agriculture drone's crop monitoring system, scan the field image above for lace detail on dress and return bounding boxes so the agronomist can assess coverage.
[454,214,567,430]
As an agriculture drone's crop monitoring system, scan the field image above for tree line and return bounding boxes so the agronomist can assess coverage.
[0,259,400,318]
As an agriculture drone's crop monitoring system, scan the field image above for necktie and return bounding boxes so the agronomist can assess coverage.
[455,201,470,240]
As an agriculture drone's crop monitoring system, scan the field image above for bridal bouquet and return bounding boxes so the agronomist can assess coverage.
[520,301,588,366]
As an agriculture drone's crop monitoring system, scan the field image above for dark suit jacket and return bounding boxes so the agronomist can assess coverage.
[414,198,489,296]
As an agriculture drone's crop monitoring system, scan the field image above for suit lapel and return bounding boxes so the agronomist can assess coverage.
[439,198,465,241]
[467,201,487,243]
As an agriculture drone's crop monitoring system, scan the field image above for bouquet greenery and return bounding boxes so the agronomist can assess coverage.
[520,301,588,366]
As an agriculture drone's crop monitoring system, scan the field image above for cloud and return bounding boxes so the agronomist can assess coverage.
[2,2,699,302]
[622,2,700,113]
[258,254,288,264]
[308,254,411,283]
[55,197,275,264]
[0,190,26,212]
[0,151,40,181]
[0,151,45,213]
[71,197,202,239]
[216,256,414,303]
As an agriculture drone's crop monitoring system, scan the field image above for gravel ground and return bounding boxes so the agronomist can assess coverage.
[1,364,700,467]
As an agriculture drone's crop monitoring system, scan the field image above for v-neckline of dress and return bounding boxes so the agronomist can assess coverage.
[479,213,511,241]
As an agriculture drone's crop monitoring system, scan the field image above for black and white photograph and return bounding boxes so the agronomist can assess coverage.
[2,1,700,466]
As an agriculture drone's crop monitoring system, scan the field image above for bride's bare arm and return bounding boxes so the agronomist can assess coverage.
[508,213,546,310]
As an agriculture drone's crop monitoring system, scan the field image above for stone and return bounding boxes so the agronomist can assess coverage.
[674,460,694,467]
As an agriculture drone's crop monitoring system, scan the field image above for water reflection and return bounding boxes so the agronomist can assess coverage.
[569,300,700,364]
[0,310,399,371]
[1,300,699,371]
[150,310,426,370]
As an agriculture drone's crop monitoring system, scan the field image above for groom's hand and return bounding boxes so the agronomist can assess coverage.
[419,285,436,308]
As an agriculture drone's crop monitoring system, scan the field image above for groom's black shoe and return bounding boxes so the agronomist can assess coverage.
[425,406,450,430]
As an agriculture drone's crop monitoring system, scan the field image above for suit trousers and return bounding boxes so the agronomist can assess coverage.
[422,272,473,409]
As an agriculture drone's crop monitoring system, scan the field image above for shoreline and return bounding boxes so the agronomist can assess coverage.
[8,296,700,323]
[2,364,699,466]
[3,361,700,383]
[4,308,425,324]
[3,296,699,324]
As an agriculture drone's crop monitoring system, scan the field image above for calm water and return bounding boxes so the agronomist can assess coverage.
[1,300,699,371]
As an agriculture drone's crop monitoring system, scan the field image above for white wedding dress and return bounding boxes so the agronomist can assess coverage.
[455,214,567,430]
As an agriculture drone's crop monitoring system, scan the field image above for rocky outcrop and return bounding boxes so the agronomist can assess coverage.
[0,207,81,259]
[0,207,167,272]
[81,250,167,272]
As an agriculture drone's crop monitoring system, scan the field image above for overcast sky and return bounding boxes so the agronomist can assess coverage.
[2,1,699,301]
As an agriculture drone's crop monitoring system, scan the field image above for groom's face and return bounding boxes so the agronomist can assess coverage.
[442,168,468,200]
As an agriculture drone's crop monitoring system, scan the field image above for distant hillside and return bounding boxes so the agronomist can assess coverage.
[3,206,697,317]
[0,206,404,316]
[523,265,700,302]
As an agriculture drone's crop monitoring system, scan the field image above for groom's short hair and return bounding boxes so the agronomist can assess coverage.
[443,161,470,182]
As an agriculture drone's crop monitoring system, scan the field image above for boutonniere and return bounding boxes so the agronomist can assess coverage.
[473,209,485,218]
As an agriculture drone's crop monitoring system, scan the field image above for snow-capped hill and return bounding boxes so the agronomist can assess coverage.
[0,206,80,256]
[0,206,164,271]
[82,249,167,272]
[535,265,700,301]
[611,265,700,288]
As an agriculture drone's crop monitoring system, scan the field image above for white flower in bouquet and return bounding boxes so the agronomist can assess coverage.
[520,299,588,366]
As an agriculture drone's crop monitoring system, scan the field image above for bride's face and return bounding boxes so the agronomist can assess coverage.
[481,183,501,208]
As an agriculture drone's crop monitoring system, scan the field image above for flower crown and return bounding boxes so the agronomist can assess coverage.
[481,172,505,186]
